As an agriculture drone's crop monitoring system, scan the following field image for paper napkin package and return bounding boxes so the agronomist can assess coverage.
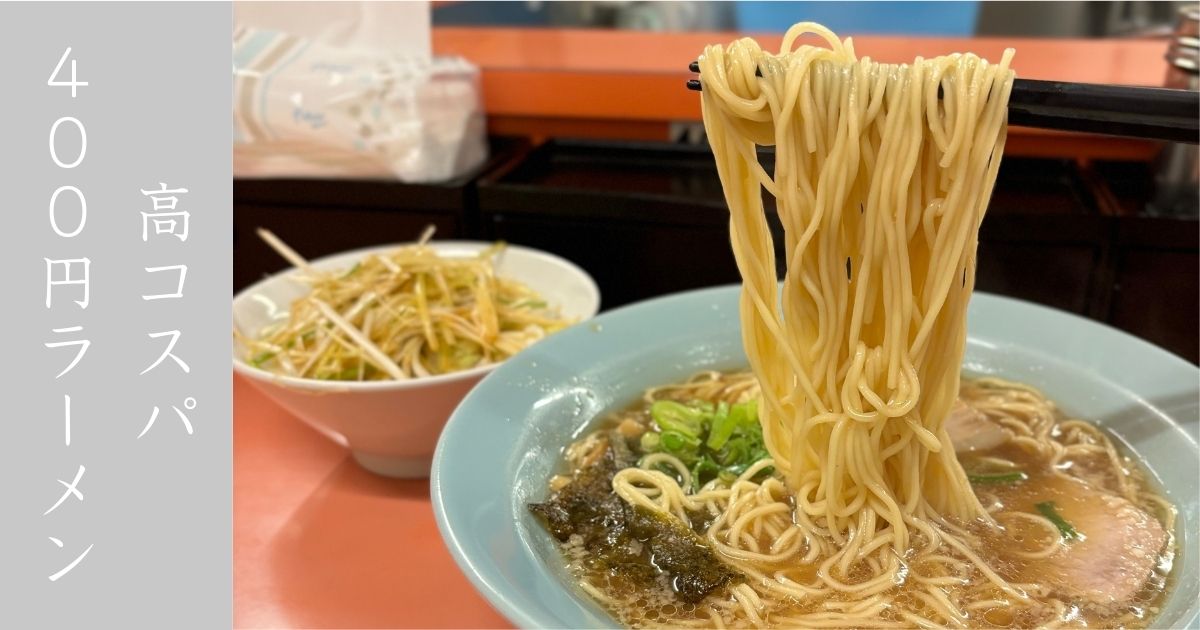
[232,2,486,182]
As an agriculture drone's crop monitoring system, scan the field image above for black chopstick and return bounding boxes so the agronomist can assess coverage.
[1005,79,1197,144]
[686,61,1199,144]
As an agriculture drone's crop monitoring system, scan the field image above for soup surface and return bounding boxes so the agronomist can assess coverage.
[530,372,1177,629]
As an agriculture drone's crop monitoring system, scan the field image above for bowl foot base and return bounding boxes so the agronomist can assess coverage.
[351,451,431,478]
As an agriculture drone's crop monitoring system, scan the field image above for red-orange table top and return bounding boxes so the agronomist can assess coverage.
[234,375,510,629]
[432,27,1169,159]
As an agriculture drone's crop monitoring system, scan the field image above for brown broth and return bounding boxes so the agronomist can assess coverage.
[544,375,1178,629]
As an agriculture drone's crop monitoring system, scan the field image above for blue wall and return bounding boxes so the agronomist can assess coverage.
[432,1,982,37]
[735,2,980,36]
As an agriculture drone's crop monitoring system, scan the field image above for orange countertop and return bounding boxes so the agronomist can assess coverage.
[433,27,1170,159]
[233,375,510,629]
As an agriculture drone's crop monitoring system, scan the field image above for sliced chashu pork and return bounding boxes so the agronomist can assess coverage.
[945,398,1012,453]
[1019,473,1168,606]
[943,399,1168,606]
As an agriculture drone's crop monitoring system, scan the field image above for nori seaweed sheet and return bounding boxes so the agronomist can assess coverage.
[529,433,740,603]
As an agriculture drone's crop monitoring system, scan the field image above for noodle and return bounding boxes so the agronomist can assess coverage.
[664,21,1014,616]
[591,374,1175,629]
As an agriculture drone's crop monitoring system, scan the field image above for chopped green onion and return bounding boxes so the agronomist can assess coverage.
[715,437,749,466]
[709,401,757,448]
[967,471,1028,485]
[341,262,361,279]
[741,400,759,425]
[660,430,701,454]
[1035,501,1081,541]
[638,396,772,491]
[250,352,276,367]
[690,457,720,492]
[707,403,736,450]
[651,400,707,437]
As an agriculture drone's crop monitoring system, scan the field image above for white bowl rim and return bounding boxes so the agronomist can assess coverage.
[231,239,601,392]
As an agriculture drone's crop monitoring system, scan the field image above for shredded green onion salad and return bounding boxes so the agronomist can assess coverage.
[237,227,572,381]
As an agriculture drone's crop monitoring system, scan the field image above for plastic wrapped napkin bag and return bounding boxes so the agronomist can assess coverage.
[233,27,487,182]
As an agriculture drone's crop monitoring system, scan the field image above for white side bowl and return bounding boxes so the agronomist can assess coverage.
[233,241,601,478]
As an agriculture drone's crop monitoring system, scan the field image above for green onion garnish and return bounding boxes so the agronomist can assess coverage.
[641,399,769,490]
[1035,500,1081,541]
[967,471,1028,485]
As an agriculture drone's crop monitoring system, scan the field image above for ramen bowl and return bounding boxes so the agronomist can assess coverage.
[233,241,600,478]
[432,285,1199,628]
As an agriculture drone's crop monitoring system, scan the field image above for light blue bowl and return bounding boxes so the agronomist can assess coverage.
[432,286,1200,629]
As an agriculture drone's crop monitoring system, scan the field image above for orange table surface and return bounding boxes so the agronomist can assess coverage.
[234,375,511,629]
[433,27,1169,158]
[433,27,1170,122]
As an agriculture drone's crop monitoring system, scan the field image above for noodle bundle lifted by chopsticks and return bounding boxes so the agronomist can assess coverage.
[698,22,1014,545]
[240,227,571,381]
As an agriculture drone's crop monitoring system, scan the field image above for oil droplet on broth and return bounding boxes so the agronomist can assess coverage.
[984,606,1014,627]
